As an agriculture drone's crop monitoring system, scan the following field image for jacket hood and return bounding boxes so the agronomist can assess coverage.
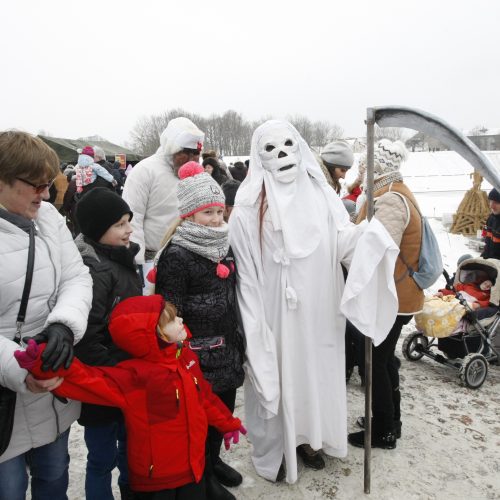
[158,117,204,158]
[109,295,165,358]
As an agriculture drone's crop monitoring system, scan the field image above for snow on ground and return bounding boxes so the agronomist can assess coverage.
[37,212,500,500]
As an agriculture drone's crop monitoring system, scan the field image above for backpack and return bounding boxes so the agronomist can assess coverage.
[392,192,443,290]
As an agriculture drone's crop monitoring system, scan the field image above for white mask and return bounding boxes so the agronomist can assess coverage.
[258,126,301,183]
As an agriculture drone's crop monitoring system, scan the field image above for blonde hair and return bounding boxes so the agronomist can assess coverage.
[158,301,178,328]
[160,217,183,247]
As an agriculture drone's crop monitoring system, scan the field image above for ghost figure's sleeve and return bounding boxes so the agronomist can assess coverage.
[339,218,400,346]
[229,210,280,419]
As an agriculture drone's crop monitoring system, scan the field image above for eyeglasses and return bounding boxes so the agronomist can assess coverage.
[181,148,201,156]
[16,177,55,194]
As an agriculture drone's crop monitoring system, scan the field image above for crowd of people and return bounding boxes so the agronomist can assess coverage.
[1,121,496,500]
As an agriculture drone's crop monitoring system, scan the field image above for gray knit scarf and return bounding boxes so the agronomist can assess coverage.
[172,221,229,262]
[374,171,404,192]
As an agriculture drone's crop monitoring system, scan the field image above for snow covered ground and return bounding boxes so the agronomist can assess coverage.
[32,207,500,500]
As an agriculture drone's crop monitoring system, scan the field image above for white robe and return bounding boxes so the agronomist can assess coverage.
[230,183,398,484]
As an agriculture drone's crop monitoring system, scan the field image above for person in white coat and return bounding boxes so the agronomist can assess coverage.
[122,117,204,277]
[229,120,399,484]
[0,131,92,499]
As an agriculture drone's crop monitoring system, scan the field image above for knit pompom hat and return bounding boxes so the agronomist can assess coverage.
[81,145,95,157]
[373,139,408,179]
[177,162,225,218]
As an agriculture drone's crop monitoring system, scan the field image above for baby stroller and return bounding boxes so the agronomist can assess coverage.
[402,257,500,389]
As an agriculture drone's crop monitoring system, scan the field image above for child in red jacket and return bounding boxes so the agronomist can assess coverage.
[15,295,246,499]
[437,277,492,310]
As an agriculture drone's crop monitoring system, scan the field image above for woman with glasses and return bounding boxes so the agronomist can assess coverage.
[0,131,92,500]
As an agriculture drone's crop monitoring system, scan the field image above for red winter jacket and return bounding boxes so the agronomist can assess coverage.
[440,283,491,308]
[28,295,241,492]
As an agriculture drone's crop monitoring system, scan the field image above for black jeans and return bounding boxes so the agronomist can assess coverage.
[206,388,237,468]
[345,320,365,378]
[133,477,206,499]
[372,315,412,434]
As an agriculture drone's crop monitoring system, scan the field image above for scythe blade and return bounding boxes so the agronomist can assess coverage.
[373,106,500,190]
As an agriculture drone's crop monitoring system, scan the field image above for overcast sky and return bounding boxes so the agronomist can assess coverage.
[1,0,499,147]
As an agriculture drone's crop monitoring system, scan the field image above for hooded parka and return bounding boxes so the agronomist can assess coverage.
[25,295,241,492]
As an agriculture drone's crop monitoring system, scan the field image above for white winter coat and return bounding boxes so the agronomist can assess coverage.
[122,152,179,264]
[0,202,92,463]
[123,118,204,264]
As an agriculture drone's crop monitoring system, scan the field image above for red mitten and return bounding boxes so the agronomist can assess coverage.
[14,339,41,370]
[223,424,247,450]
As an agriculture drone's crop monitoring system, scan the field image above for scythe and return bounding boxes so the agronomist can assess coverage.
[363,106,500,494]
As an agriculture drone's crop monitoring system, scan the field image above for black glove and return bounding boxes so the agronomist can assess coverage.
[23,323,75,372]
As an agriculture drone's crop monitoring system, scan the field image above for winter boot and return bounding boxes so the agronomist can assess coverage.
[356,416,402,439]
[296,444,325,470]
[213,458,243,487]
[206,474,236,500]
[348,429,397,449]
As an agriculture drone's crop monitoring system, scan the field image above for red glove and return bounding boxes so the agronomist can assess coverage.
[223,424,247,450]
[14,339,41,370]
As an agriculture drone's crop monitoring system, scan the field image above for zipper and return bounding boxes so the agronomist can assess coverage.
[149,464,154,478]
[193,376,200,391]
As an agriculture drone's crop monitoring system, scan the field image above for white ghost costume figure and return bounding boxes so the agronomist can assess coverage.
[229,120,399,484]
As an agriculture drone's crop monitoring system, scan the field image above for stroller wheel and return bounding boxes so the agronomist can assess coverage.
[459,353,488,389]
[402,332,428,361]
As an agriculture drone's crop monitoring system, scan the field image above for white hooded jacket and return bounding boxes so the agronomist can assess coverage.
[123,118,204,264]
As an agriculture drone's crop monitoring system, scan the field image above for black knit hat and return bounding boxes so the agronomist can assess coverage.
[75,188,133,242]
[488,188,500,203]
[221,180,241,206]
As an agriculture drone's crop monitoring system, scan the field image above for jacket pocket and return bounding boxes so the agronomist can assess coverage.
[146,375,179,425]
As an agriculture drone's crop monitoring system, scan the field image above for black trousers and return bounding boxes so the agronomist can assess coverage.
[345,320,365,378]
[206,388,237,468]
[372,315,412,433]
[133,476,206,500]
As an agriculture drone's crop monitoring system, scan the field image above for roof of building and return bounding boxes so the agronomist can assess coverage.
[38,135,144,163]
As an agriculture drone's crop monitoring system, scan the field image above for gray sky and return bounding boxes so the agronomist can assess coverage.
[1,0,499,147]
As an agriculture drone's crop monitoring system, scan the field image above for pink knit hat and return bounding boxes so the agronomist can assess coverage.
[81,145,95,157]
[177,162,225,218]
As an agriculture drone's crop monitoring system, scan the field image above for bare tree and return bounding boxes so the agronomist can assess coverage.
[129,110,348,157]
[328,124,344,142]
[130,108,199,156]
[288,115,314,144]
[310,121,330,149]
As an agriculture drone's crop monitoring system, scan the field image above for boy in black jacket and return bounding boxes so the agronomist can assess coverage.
[73,187,142,500]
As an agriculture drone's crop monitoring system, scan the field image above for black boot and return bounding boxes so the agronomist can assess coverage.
[296,444,325,470]
[206,474,236,500]
[348,429,397,449]
[213,459,243,487]
[356,416,402,439]
[276,461,286,482]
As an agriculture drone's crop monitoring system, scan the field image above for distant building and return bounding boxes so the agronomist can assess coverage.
[406,128,500,152]
[406,132,448,152]
[467,128,500,151]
